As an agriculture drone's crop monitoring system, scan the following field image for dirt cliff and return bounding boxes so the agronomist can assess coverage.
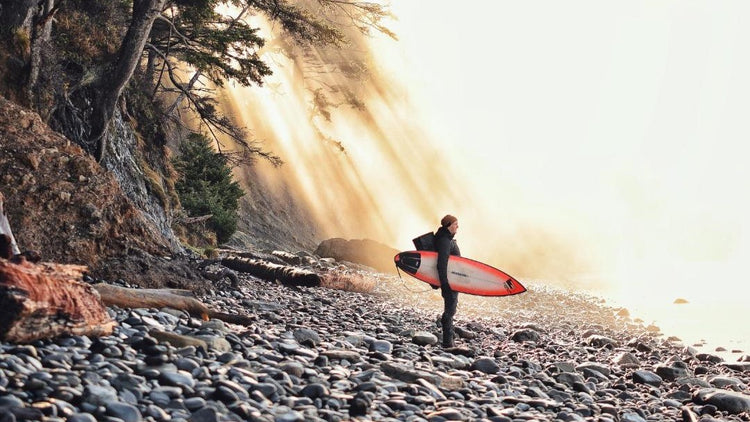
[0,97,205,288]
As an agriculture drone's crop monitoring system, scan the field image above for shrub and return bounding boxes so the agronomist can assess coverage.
[173,133,244,244]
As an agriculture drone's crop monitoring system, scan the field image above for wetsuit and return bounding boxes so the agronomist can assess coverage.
[435,225,461,347]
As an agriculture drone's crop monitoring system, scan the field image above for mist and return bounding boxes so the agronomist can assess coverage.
[223,1,749,349]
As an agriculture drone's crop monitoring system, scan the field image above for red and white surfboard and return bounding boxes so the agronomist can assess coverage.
[394,251,526,297]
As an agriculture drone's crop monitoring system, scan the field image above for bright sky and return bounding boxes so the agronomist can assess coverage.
[230,1,750,347]
[371,1,750,293]
[362,0,750,350]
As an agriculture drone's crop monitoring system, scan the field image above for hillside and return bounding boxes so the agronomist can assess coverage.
[0,97,209,288]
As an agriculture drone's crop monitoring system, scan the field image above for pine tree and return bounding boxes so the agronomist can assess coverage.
[173,133,244,244]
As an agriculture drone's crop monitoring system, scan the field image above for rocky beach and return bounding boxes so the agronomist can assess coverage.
[1,254,748,422]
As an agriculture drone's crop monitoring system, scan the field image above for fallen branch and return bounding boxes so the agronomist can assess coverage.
[0,259,115,343]
[93,283,253,325]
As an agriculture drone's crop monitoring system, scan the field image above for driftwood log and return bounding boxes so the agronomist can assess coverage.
[94,284,254,326]
[0,259,115,343]
[197,259,239,289]
[222,256,321,287]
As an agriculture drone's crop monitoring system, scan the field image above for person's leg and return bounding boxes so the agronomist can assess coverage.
[441,290,458,347]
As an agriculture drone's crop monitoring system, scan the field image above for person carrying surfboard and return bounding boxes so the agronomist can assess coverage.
[436,214,461,348]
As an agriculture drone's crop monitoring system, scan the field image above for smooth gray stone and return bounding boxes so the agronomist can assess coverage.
[213,386,239,403]
[426,408,464,420]
[549,362,576,373]
[293,329,321,347]
[159,371,196,388]
[193,336,231,353]
[556,372,585,387]
[412,331,438,346]
[720,362,750,372]
[175,358,200,373]
[344,335,366,348]
[369,340,393,354]
[321,350,361,362]
[118,389,139,405]
[471,357,500,374]
[576,362,611,377]
[510,329,540,343]
[275,410,305,422]
[709,376,745,388]
[0,396,24,407]
[184,397,206,411]
[111,374,149,395]
[200,320,227,332]
[587,335,618,348]
[454,326,476,339]
[620,412,647,422]
[676,377,712,388]
[656,365,690,381]
[150,388,181,405]
[633,370,663,387]
[84,385,119,406]
[380,362,440,385]
[432,354,471,370]
[663,399,682,408]
[300,383,329,399]
[216,352,241,364]
[696,353,725,363]
[694,388,750,414]
[105,402,142,422]
[279,361,304,378]
[252,382,278,398]
[145,405,169,421]
[613,352,640,367]
[68,413,97,422]
[187,407,218,422]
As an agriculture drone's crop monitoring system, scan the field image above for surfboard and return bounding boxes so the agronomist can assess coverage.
[394,251,526,297]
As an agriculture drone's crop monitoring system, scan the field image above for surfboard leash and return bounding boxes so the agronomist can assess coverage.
[395,266,434,294]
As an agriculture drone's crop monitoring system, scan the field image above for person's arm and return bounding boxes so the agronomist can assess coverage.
[436,236,451,290]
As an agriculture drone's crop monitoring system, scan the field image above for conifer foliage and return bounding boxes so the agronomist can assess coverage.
[173,133,244,244]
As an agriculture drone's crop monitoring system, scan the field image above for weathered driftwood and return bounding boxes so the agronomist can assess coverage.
[197,259,239,289]
[222,256,321,287]
[0,259,116,343]
[94,284,253,325]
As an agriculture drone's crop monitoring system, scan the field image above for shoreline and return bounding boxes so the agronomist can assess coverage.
[0,268,748,421]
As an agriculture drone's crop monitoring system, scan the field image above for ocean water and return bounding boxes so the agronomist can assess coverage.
[599,294,749,361]
[567,266,750,362]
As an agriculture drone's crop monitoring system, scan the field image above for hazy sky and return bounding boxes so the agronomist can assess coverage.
[230,1,749,347]
[369,2,750,290]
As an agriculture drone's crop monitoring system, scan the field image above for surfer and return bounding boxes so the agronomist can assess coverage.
[436,214,461,347]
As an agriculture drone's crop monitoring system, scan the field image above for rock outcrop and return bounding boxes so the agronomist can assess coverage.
[314,238,399,273]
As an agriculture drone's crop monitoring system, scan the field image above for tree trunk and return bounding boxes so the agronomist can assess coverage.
[0,0,55,105]
[94,284,254,325]
[221,257,321,287]
[0,259,116,343]
[90,0,168,162]
[26,0,56,101]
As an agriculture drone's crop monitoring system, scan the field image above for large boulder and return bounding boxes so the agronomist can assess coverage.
[314,238,399,273]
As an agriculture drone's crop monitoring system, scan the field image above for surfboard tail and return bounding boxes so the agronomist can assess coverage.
[394,252,421,274]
